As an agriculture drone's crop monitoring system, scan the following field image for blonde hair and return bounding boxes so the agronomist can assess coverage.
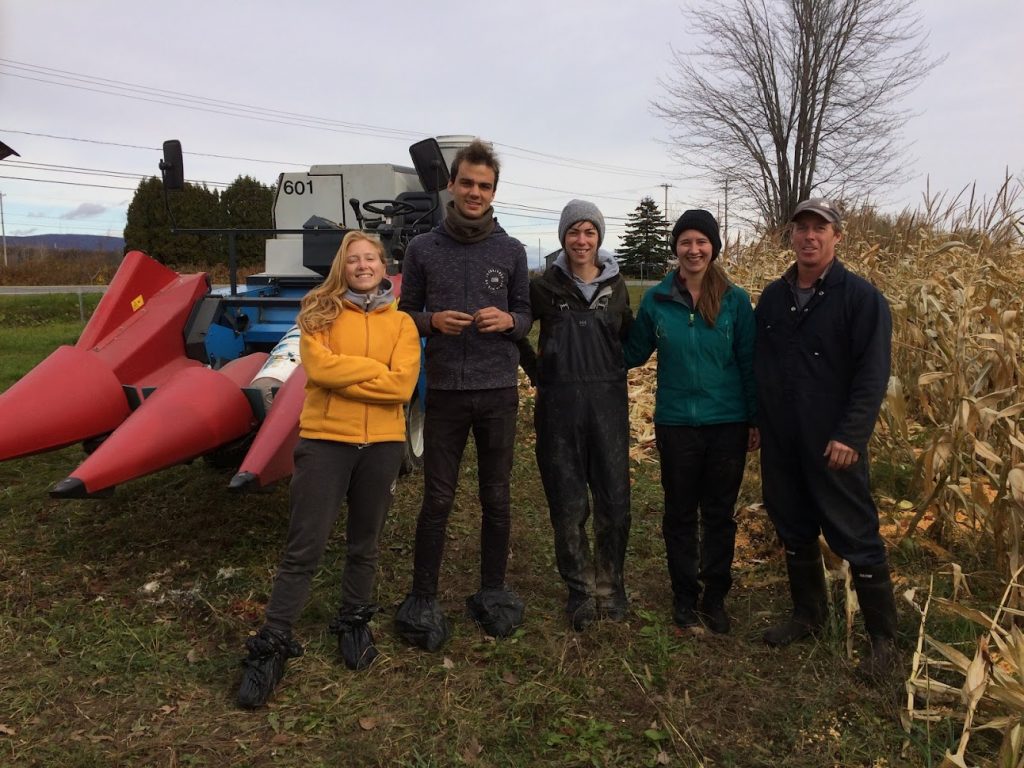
[297,231,385,334]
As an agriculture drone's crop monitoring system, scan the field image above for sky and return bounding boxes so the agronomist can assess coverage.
[0,0,1021,265]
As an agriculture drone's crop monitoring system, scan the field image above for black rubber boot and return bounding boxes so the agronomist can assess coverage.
[673,597,701,632]
[566,590,597,632]
[596,586,628,622]
[329,604,381,671]
[763,544,828,647]
[236,627,304,709]
[852,563,899,681]
[699,598,730,635]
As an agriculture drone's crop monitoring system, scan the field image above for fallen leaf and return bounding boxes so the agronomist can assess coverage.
[501,671,519,685]
[158,705,175,716]
[461,736,483,764]
[442,656,455,670]
[358,717,377,731]
[0,724,15,736]
[656,750,671,765]
[186,648,200,664]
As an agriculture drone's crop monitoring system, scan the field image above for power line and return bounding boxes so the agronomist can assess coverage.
[5,160,229,189]
[0,57,675,179]
[0,128,310,167]
[0,174,137,191]
[1,127,675,208]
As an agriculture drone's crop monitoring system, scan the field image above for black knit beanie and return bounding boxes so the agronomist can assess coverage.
[670,209,722,260]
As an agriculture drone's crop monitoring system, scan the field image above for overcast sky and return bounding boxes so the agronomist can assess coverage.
[1,0,1021,262]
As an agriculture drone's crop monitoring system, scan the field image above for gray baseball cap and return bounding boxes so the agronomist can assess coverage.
[791,198,841,225]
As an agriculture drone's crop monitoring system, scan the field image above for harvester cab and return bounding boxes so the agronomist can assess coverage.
[0,136,466,499]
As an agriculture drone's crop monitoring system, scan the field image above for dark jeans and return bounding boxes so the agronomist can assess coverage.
[760,426,887,567]
[535,381,630,607]
[655,422,748,608]
[411,387,518,596]
[264,438,404,633]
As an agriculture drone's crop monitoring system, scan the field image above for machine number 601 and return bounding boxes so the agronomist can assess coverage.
[281,180,313,195]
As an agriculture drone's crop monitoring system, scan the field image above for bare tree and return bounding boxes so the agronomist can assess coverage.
[654,0,941,230]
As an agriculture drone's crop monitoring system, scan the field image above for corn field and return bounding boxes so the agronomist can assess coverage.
[626,178,1024,765]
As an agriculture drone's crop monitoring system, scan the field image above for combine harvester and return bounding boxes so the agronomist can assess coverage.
[0,136,464,498]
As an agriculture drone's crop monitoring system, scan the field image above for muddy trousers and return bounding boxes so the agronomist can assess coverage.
[264,438,404,634]
[655,422,748,609]
[535,381,631,606]
[411,387,518,597]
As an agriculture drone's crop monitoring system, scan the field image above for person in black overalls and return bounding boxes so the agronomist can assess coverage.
[519,200,633,630]
[755,198,898,678]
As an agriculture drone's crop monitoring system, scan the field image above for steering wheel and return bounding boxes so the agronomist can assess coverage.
[362,199,419,218]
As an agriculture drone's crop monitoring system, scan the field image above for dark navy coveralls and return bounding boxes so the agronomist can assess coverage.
[754,259,892,567]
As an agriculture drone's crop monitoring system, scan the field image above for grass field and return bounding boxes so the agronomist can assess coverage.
[0,291,991,768]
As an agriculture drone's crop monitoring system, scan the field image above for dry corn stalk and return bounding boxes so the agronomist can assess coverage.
[906,566,1024,766]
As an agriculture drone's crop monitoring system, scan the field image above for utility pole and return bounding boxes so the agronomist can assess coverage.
[658,183,673,223]
[0,192,7,268]
[0,140,20,269]
[723,178,729,260]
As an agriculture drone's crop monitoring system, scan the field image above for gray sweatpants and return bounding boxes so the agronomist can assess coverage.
[264,437,404,633]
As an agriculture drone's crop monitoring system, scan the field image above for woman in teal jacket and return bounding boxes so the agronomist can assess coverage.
[624,209,757,634]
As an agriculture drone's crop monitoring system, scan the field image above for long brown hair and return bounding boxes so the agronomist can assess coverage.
[694,261,732,327]
[297,231,385,334]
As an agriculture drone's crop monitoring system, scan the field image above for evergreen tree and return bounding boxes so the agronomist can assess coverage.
[123,177,170,262]
[221,175,274,267]
[123,176,227,266]
[616,197,670,278]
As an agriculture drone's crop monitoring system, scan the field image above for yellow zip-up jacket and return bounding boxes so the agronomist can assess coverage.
[298,299,421,444]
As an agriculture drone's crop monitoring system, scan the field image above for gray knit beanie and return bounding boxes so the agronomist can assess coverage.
[558,199,605,248]
[671,209,722,260]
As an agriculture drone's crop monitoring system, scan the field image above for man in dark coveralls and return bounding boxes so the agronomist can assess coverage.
[754,198,898,677]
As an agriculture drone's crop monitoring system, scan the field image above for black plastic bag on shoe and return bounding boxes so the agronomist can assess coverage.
[329,604,380,671]
[236,627,304,709]
[466,587,524,638]
[394,594,451,651]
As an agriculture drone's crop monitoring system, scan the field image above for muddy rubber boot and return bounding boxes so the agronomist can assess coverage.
[236,627,304,709]
[329,604,381,671]
[566,590,597,632]
[763,544,828,647]
[852,563,899,682]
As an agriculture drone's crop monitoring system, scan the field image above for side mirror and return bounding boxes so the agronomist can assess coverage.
[159,140,184,190]
[0,140,20,161]
[409,138,449,193]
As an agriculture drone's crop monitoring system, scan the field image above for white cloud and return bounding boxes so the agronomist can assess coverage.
[59,203,107,220]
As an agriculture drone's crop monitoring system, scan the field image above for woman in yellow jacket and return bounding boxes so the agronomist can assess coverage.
[237,231,421,709]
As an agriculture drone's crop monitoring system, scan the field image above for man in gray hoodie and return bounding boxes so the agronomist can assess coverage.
[395,139,531,649]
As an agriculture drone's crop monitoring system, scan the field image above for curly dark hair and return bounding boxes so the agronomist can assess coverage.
[449,139,500,190]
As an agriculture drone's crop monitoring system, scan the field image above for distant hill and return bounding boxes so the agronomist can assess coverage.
[8,234,124,252]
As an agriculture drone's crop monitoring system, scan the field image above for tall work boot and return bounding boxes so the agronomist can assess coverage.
[763,543,828,647]
[852,563,899,681]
